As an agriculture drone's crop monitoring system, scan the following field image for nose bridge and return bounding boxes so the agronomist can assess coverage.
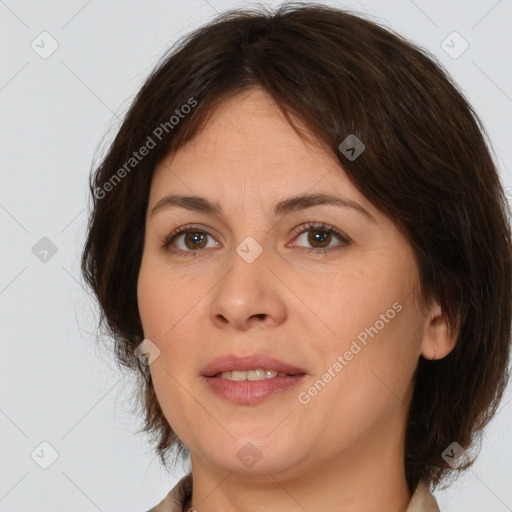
[209,232,286,329]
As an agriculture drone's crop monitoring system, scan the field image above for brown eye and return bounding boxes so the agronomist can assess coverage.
[183,231,208,250]
[161,225,219,255]
[291,222,351,254]
[307,228,332,248]
[161,222,350,257]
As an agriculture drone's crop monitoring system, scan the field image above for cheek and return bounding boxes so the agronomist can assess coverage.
[149,363,198,447]
[303,262,421,413]
[137,254,202,342]
[137,273,168,342]
[298,307,420,448]
[137,256,209,381]
[309,262,415,351]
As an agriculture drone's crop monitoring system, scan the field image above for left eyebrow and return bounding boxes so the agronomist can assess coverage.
[149,192,376,224]
[273,193,376,223]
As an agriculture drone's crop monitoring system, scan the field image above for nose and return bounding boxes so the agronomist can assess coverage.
[208,241,287,331]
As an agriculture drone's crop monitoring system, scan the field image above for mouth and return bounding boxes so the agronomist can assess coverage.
[201,353,306,377]
[201,354,307,405]
[213,369,299,380]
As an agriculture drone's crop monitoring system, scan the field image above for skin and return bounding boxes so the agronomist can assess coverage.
[137,87,458,512]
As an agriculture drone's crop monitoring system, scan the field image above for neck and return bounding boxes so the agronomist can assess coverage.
[187,411,412,512]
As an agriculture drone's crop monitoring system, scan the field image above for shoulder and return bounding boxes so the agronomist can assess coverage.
[406,480,441,512]
[146,473,193,512]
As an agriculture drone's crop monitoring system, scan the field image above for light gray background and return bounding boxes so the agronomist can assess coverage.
[1,0,511,510]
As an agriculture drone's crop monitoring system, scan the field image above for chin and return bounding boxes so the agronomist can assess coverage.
[194,435,306,477]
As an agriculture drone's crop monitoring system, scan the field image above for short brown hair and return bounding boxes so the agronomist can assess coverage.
[81,1,512,493]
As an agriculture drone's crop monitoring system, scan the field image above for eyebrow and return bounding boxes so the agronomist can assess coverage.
[150,193,376,223]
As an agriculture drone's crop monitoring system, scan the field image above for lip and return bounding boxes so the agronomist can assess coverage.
[201,353,306,377]
[204,375,306,405]
[201,354,307,405]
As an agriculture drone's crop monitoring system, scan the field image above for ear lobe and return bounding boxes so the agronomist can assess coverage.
[420,303,459,360]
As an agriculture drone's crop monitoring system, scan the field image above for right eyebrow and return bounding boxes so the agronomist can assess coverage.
[150,194,222,217]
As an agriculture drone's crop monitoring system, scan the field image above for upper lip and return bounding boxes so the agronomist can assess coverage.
[201,354,306,377]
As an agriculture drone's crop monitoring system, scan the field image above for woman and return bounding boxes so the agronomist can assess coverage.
[81,3,512,511]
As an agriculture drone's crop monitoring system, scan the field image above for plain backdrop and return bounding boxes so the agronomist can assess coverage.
[1,0,511,510]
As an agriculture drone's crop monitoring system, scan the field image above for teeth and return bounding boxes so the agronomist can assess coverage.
[217,369,289,381]
[247,369,266,381]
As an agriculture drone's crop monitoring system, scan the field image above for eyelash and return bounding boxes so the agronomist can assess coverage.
[160,222,351,257]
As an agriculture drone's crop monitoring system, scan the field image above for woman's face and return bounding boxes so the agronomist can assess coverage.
[137,87,437,479]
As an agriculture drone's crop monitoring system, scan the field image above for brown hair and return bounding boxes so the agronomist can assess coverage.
[81,1,512,493]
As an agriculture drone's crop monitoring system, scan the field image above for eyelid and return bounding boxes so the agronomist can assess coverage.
[290,222,351,244]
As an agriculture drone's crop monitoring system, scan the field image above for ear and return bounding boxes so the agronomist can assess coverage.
[420,302,459,360]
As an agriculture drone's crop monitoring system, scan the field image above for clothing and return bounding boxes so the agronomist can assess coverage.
[147,473,440,512]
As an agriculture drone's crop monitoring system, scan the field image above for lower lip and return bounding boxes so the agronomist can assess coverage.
[203,375,306,405]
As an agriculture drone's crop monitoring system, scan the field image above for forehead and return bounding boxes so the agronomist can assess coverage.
[149,87,373,215]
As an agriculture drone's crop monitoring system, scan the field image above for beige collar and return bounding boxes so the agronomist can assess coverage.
[147,473,440,512]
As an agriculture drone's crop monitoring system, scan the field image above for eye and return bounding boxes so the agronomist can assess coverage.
[289,222,351,254]
[160,224,219,256]
[160,222,351,257]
